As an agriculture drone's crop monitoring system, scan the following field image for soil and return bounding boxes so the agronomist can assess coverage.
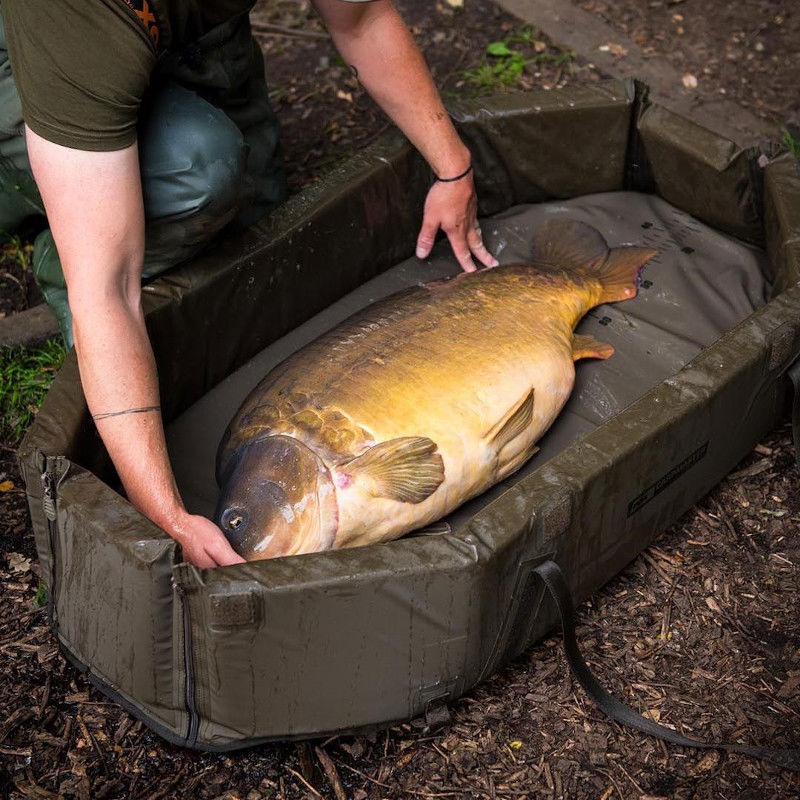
[1,0,799,798]
[252,0,603,192]
[579,0,800,129]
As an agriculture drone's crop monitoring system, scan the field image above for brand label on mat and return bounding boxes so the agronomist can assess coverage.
[627,441,709,517]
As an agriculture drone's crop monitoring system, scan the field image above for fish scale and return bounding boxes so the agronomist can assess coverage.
[215,220,658,559]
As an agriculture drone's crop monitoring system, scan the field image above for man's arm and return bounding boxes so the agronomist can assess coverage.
[25,127,244,568]
[312,0,499,273]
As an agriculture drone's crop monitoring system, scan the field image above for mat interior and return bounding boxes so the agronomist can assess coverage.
[166,191,770,532]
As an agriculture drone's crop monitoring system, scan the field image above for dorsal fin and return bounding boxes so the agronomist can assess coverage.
[532,219,609,273]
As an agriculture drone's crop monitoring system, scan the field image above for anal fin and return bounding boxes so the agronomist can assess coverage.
[485,388,535,452]
[572,334,614,361]
[342,436,444,504]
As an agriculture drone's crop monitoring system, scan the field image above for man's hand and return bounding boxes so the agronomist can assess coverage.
[415,173,499,273]
[171,514,246,568]
[312,0,499,272]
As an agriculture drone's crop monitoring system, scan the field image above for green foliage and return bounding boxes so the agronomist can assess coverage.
[1,233,33,274]
[0,338,66,444]
[33,580,47,608]
[462,29,574,94]
[783,126,800,159]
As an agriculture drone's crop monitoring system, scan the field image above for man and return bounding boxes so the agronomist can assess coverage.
[2,0,498,567]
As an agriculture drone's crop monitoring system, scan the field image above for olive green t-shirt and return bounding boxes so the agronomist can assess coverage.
[2,0,364,152]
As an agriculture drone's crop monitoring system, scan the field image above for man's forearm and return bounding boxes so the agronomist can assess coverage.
[315,0,470,177]
[72,290,185,532]
[25,130,243,567]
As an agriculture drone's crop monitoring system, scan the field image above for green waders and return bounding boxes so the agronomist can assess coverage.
[0,9,286,347]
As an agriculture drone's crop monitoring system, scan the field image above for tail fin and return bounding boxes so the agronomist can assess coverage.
[532,220,658,305]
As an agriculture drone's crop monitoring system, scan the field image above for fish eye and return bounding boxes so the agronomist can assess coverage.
[221,508,248,532]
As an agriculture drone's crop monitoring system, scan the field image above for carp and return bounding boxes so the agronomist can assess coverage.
[215,220,657,560]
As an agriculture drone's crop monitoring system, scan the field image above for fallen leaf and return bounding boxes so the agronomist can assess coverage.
[0,480,14,492]
[508,740,523,750]
[644,708,661,723]
[682,72,698,88]
[336,90,353,102]
[445,0,464,8]
[691,750,720,774]
[7,552,31,573]
[599,42,627,57]
[705,596,722,613]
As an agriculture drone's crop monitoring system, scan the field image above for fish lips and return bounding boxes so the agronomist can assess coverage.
[214,434,338,560]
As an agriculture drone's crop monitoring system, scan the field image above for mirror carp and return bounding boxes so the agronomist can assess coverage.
[215,220,657,559]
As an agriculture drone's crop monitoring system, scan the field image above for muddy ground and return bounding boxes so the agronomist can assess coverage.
[1,0,799,797]
[580,0,799,128]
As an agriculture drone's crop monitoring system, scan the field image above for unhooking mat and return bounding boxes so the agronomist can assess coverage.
[166,190,770,530]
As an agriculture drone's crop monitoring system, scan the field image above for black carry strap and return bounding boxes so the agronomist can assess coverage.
[534,560,800,773]
[788,357,800,466]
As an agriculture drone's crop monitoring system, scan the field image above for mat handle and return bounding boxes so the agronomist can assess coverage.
[535,560,800,773]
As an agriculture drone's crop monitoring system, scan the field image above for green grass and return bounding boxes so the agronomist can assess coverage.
[783,126,800,159]
[0,339,66,444]
[462,30,575,94]
[33,581,47,608]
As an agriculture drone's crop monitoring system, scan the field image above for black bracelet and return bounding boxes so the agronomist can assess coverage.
[435,163,473,183]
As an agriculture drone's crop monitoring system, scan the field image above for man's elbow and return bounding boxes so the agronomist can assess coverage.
[68,268,143,322]
[314,0,387,38]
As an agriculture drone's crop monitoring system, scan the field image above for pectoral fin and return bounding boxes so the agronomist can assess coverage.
[343,436,444,503]
[572,334,614,361]
[485,388,535,451]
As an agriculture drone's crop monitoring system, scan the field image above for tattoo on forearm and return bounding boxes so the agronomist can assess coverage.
[92,405,161,421]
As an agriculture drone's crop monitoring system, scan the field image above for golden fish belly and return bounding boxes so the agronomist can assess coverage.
[335,346,577,547]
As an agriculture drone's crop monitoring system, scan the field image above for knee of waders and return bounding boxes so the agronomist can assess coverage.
[138,82,246,274]
[32,229,73,347]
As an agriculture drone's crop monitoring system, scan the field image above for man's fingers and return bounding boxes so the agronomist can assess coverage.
[416,217,439,259]
[467,225,499,269]
[184,546,216,569]
[446,229,477,273]
[211,537,246,566]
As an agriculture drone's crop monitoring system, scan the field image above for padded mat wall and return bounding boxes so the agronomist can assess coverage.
[19,80,800,749]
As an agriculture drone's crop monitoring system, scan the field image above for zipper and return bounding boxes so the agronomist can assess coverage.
[175,583,199,746]
[41,466,58,629]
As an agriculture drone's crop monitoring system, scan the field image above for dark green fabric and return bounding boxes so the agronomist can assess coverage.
[0,3,285,346]
[31,229,72,346]
[2,0,156,151]
[0,11,43,235]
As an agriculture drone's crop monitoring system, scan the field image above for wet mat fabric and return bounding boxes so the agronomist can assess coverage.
[166,190,770,526]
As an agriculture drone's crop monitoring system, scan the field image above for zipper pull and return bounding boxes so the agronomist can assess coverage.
[41,470,57,521]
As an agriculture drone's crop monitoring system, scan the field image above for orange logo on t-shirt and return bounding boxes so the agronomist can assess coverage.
[119,0,161,49]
